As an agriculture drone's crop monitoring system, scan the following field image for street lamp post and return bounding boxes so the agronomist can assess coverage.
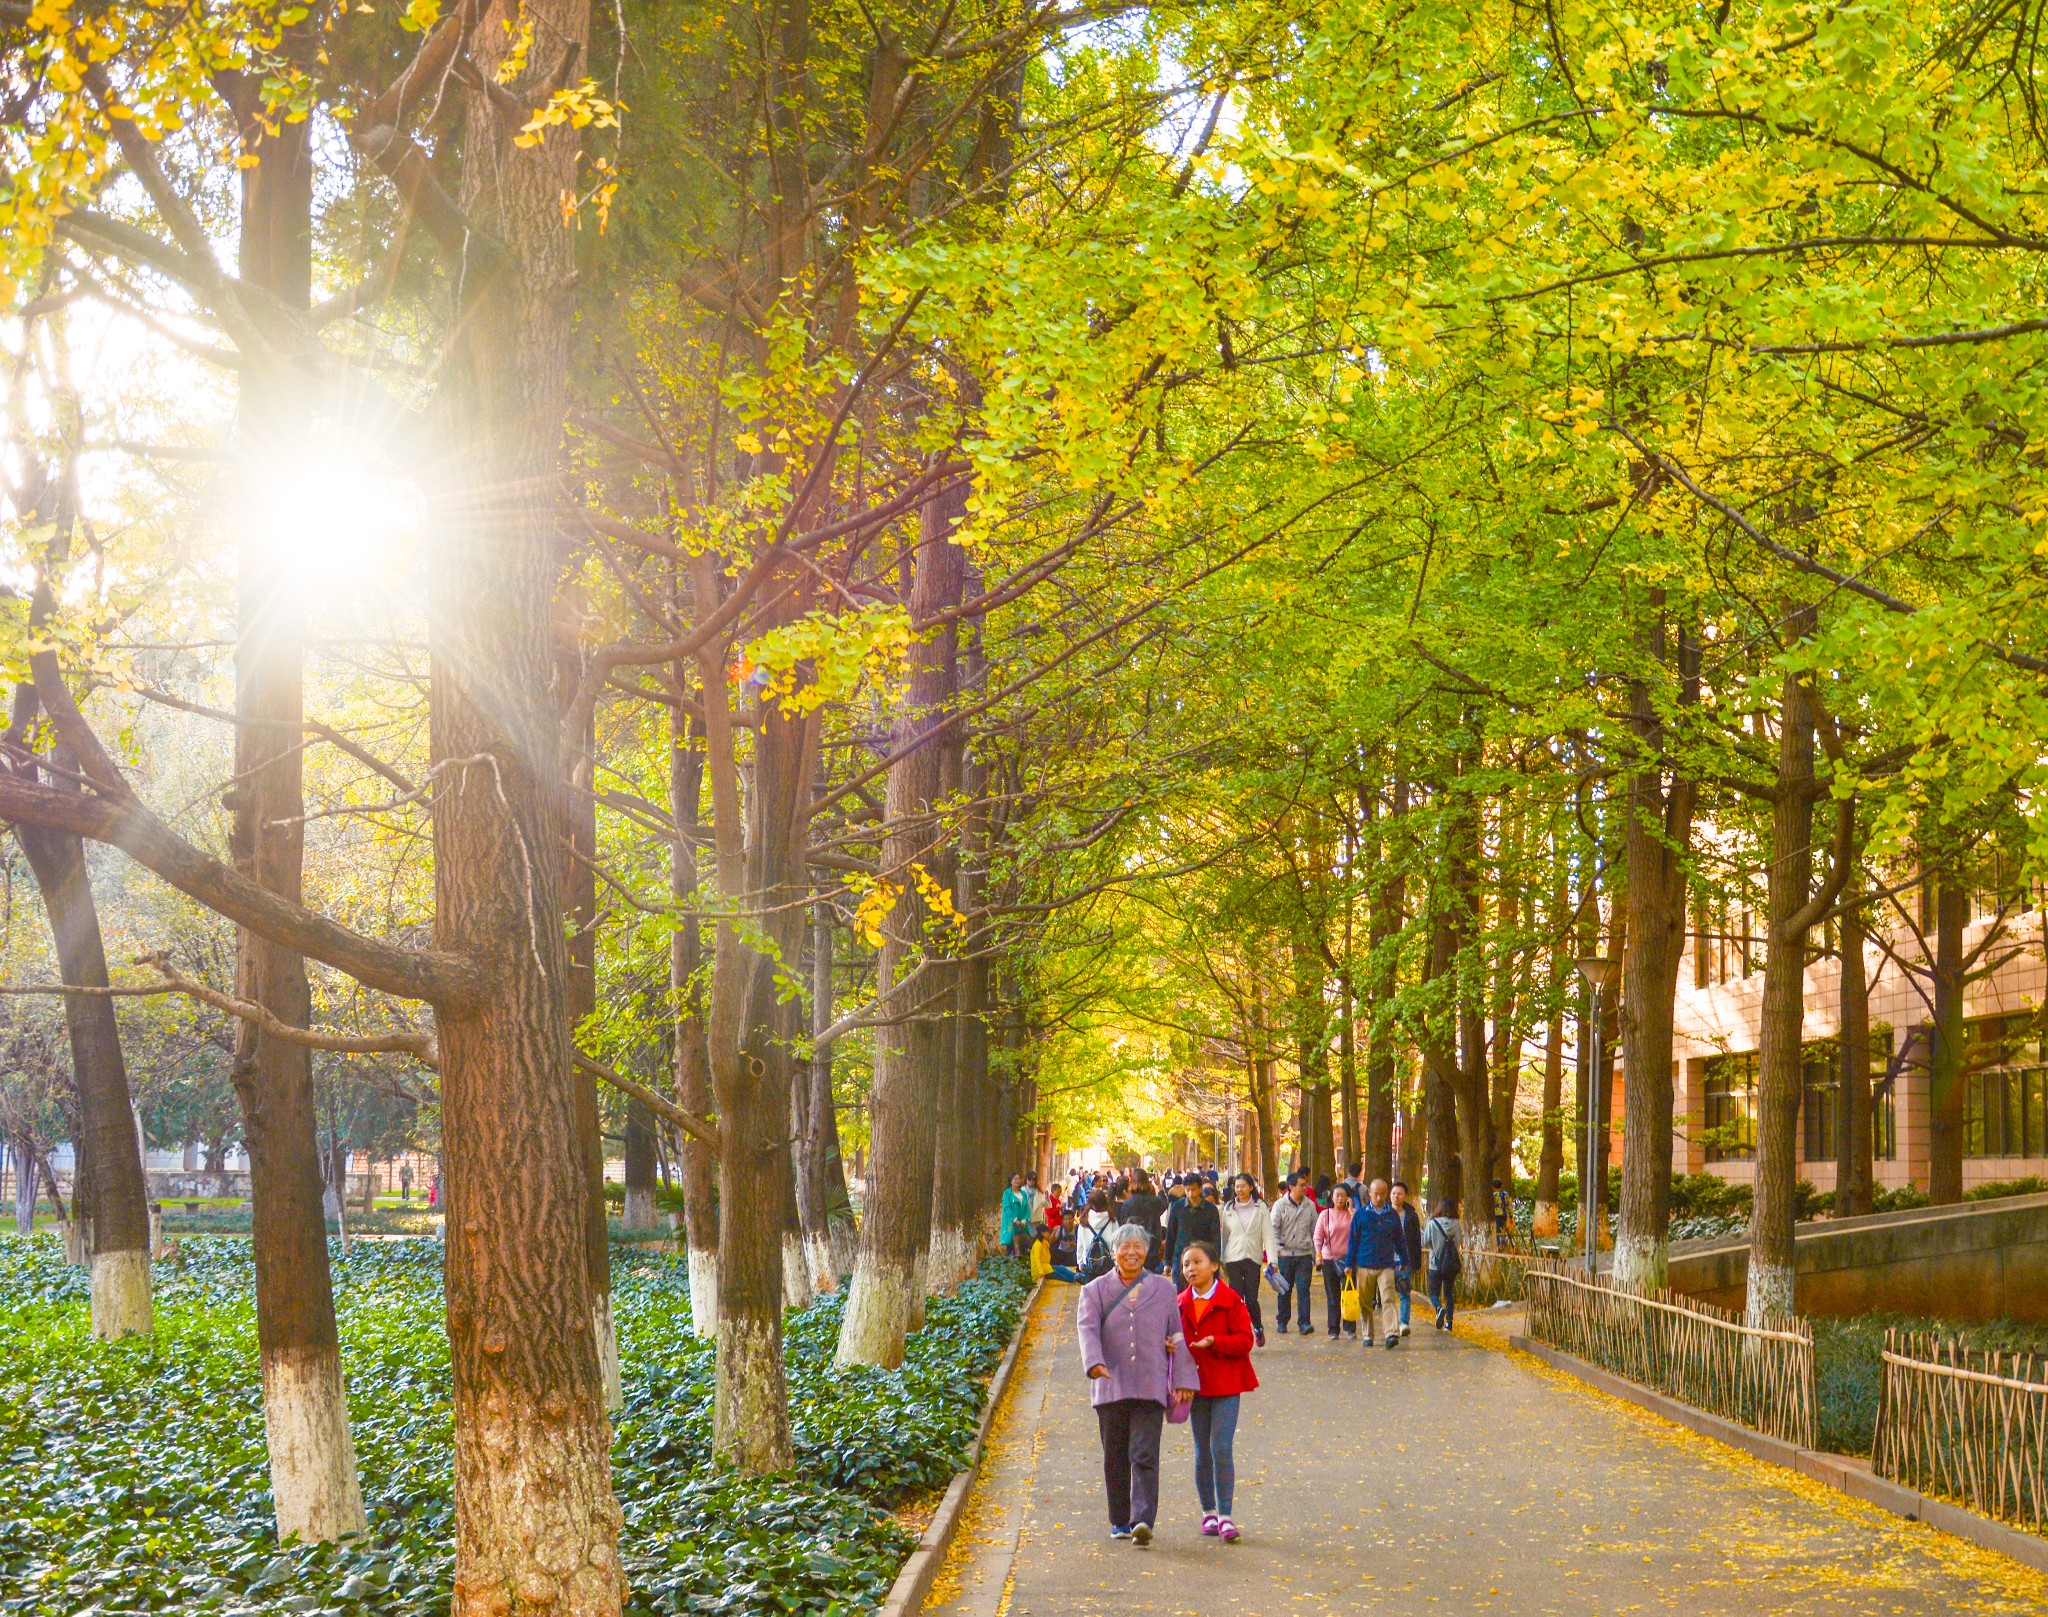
[1575,956,1619,1280]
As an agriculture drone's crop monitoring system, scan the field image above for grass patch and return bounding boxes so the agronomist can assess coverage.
[0,1236,1027,1615]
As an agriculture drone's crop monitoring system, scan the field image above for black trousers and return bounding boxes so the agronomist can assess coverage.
[1224,1258,1264,1331]
[1095,1397,1165,1529]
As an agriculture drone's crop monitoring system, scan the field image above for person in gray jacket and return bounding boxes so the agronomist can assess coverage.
[1269,1174,1319,1335]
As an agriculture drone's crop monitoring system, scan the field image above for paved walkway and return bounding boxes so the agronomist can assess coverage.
[926,1284,2048,1617]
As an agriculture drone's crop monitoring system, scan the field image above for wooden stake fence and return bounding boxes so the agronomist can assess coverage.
[1525,1259,1816,1448]
[1456,1243,1534,1306]
[1874,1331,2048,1530]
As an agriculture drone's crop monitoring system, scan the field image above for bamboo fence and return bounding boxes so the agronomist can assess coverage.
[1874,1331,2048,1530]
[1456,1242,1534,1306]
[1525,1259,1817,1448]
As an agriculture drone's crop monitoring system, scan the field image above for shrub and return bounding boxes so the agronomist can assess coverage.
[0,1237,1028,1615]
[1811,1311,2048,1457]
[1963,1175,2048,1203]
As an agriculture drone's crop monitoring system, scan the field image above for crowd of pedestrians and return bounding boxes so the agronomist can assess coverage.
[1039,1159,1493,1550]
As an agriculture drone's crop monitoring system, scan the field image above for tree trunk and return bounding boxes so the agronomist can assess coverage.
[13,821,152,1337]
[838,511,962,1367]
[670,708,719,1336]
[1533,996,1565,1239]
[1835,864,1874,1217]
[701,569,811,1468]
[1488,864,1522,1192]
[218,67,368,1544]
[561,698,619,1410]
[1749,658,1821,1324]
[1615,612,1699,1290]
[1422,903,1462,1215]
[1362,775,1405,1182]
[622,1106,657,1232]
[1927,865,1968,1206]
[435,11,622,1604]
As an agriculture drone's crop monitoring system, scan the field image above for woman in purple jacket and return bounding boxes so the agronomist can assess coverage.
[1077,1224,1200,1546]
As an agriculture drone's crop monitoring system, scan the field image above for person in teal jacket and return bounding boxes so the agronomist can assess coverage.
[1001,1173,1033,1256]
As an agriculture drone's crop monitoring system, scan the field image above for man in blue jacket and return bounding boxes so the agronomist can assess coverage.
[1347,1178,1409,1349]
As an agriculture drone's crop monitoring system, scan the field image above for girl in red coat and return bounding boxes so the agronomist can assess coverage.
[1177,1240,1258,1541]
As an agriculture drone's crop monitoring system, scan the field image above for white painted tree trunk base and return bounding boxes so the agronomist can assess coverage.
[1612,1232,1668,1292]
[687,1247,719,1338]
[713,1313,791,1472]
[926,1223,977,1293]
[593,1292,623,1412]
[780,1233,812,1311]
[1531,1200,1560,1239]
[1746,1257,1797,1326]
[622,1188,657,1231]
[90,1247,152,1339]
[451,1380,620,1615]
[803,1232,837,1295]
[835,1254,914,1369]
[261,1344,368,1543]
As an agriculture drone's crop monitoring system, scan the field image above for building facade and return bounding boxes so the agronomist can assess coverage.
[1664,890,2047,1195]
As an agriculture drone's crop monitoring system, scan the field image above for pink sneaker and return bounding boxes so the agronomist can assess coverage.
[1200,1515,1220,1536]
[1218,1518,1240,1541]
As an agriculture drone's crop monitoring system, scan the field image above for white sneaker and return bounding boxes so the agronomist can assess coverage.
[1400,1323,1411,1336]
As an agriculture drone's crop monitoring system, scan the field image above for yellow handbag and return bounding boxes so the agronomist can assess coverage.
[1339,1273,1362,1323]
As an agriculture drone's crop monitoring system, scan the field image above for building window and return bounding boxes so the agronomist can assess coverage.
[1703,1052,1758,1163]
[1965,1013,2047,1159]
[1801,1043,1839,1164]
[1874,1082,1897,1161]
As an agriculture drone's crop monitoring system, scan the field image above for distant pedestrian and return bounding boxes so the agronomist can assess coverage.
[399,1163,413,1203]
[1077,1225,1199,1547]
[1025,1170,1049,1240]
[1389,1180,1423,1339]
[1338,1160,1364,1207]
[1268,1175,1318,1335]
[1001,1173,1033,1258]
[1314,1183,1355,1339]
[427,1171,440,1210]
[1218,1173,1273,1346]
[1073,1190,1116,1280]
[1177,1240,1257,1542]
[1116,1171,1169,1271]
[1346,1178,1408,1349]
[1174,1176,1221,1273]
[1491,1178,1513,1241]
[1425,1198,1464,1331]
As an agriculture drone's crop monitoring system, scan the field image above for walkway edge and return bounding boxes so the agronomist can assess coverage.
[1508,1333,2048,1576]
[878,1279,1045,1617]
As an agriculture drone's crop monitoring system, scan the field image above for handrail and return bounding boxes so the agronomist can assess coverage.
[1882,1348,2048,1396]
[1531,1264,1810,1346]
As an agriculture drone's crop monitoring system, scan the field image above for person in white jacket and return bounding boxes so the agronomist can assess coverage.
[1218,1173,1273,1345]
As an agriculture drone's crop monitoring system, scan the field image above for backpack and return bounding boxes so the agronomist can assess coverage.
[1079,1215,1114,1280]
[1429,1218,1463,1281]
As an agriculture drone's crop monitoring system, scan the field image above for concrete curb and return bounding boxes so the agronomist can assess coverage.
[878,1279,1046,1617]
[1509,1333,2048,1576]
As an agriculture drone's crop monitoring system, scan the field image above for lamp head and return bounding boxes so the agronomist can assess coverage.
[1575,956,1619,991]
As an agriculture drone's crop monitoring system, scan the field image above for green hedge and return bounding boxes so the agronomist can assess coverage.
[1812,1311,2048,1458]
[0,1238,1028,1615]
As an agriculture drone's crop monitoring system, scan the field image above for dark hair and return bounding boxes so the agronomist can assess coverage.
[1233,1172,1259,1197]
[1315,1174,1333,1199]
[1437,1197,1459,1219]
[1130,1170,1153,1194]
[1331,1181,1352,1202]
[1181,1239,1221,1269]
[1347,1161,1362,1177]
[1201,1183,1220,1203]
[1088,1190,1109,1212]
[1492,1178,1503,1189]
[1390,1179,1407,1193]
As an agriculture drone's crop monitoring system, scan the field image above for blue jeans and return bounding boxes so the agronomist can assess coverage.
[1275,1254,1314,1331]
[1191,1393,1240,1517]
[1396,1270,1412,1328]
[1429,1269,1457,1328]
